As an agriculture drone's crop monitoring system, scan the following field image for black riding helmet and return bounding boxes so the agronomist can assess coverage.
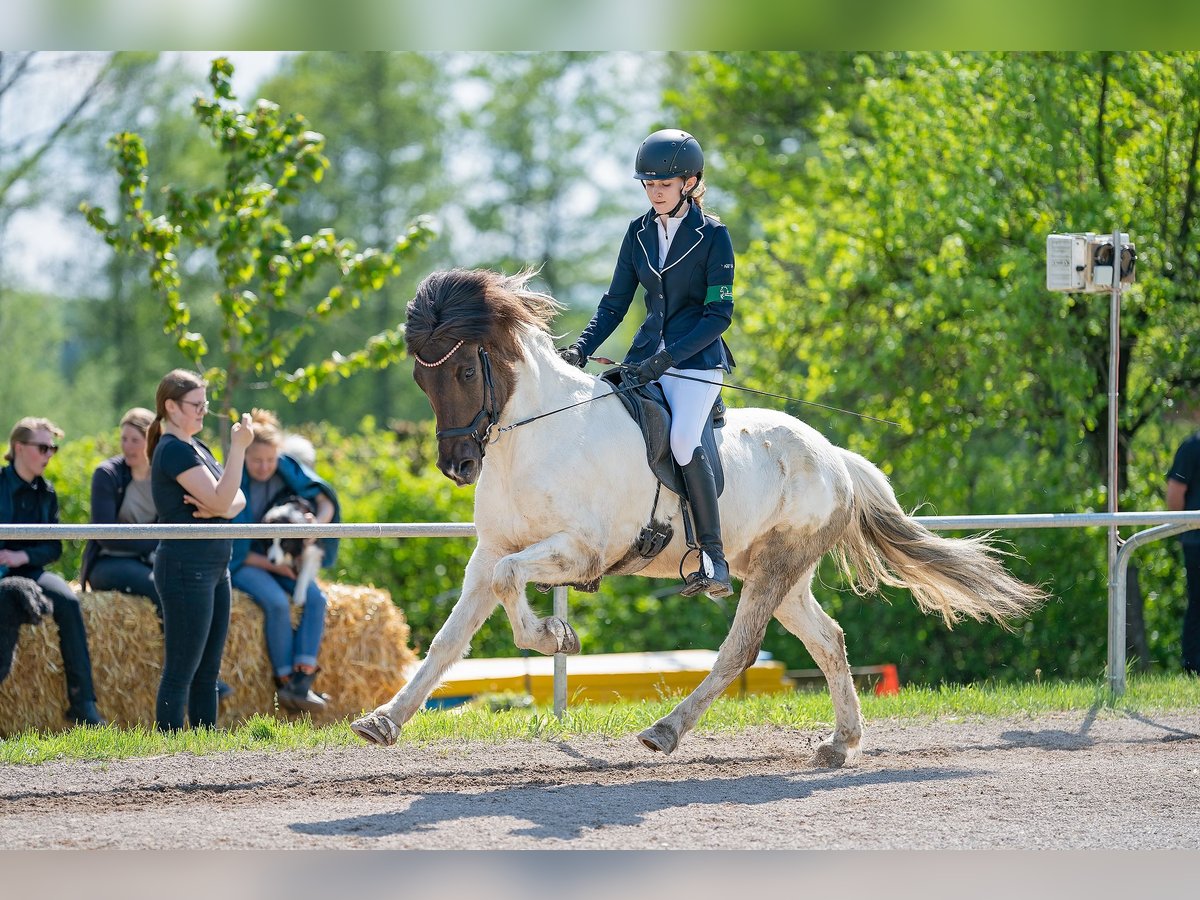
[634,129,704,182]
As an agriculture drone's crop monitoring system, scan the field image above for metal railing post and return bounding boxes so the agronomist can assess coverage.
[553,586,568,718]
[1110,522,1197,696]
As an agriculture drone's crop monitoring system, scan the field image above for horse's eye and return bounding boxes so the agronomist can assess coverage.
[463,367,476,379]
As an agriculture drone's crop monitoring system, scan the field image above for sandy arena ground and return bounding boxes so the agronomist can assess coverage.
[1,710,1197,850]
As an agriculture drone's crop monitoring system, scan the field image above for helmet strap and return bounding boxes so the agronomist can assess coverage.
[666,187,694,219]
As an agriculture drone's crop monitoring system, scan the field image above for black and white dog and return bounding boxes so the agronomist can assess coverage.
[261,495,324,607]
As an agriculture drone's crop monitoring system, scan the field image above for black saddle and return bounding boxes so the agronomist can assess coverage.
[532,370,726,595]
[600,368,725,498]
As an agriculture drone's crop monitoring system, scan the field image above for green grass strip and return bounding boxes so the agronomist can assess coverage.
[2,674,1196,765]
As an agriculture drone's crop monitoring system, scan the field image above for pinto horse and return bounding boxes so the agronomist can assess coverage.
[350,269,1045,766]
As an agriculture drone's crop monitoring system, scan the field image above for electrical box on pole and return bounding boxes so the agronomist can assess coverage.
[1046,232,1136,293]
[1046,229,1138,695]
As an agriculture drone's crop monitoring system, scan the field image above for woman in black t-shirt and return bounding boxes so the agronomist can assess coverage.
[147,369,252,731]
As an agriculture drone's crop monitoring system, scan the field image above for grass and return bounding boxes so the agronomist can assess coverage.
[2,673,1197,765]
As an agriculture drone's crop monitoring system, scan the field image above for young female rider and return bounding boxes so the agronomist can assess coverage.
[560,128,736,599]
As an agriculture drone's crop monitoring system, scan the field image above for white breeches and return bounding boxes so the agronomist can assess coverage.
[660,366,723,465]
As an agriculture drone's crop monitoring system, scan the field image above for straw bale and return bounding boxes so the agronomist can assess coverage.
[0,581,416,735]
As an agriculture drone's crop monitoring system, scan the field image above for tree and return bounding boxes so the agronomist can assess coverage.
[256,51,453,425]
[669,51,1200,679]
[82,57,434,436]
[458,51,661,306]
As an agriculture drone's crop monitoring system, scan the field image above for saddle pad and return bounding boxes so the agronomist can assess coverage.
[600,369,724,498]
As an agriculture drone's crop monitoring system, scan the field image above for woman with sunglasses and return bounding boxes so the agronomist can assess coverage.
[147,370,253,731]
[0,417,107,726]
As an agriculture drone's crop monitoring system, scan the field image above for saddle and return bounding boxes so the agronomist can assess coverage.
[533,369,726,596]
[600,368,725,499]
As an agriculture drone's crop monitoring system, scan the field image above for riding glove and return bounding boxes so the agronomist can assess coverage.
[633,349,675,385]
[557,345,586,368]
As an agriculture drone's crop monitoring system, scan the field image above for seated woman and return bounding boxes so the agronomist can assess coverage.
[81,408,161,615]
[1,416,107,725]
[230,410,339,713]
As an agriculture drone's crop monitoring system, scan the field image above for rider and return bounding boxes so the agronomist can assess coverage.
[559,128,736,599]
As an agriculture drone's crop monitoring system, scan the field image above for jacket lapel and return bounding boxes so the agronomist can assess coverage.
[635,210,661,276]
[661,202,705,273]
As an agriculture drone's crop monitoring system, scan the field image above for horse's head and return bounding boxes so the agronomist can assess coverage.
[406,269,562,486]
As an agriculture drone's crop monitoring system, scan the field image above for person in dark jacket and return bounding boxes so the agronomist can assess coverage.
[560,128,737,600]
[0,416,107,725]
[229,409,339,713]
[1168,427,1200,675]
[81,407,160,614]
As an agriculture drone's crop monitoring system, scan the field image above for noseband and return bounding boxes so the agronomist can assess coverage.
[415,340,499,454]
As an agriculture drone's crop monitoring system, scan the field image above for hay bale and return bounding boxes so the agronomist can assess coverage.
[0,581,416,735]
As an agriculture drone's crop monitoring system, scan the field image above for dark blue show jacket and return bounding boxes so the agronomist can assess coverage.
[575,201,736,372]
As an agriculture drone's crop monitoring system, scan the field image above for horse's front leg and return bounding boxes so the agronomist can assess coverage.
[351,544,502,746]
[492,532,594,656]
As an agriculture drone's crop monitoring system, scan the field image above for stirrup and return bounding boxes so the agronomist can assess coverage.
[681,571,734,599]
[679,549,733,599]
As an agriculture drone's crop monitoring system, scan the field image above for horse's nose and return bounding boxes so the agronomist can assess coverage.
[439,455,479,485]
[455,457,479,484]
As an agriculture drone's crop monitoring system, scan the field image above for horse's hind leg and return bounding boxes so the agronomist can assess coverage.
[638,566,788,755]
[490,532,594,656]
[351,545,502,746]
[774,575,864,768]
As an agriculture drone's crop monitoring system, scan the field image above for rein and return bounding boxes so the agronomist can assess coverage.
[592,357,901,428]
[419,342,898,459]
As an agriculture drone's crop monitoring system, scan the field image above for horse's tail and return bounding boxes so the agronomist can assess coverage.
[833,449,1047,628]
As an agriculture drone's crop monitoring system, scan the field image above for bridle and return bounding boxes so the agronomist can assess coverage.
[415,339,500,454]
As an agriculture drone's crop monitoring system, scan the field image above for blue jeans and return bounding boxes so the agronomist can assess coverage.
[153,546,231,731]
[231,565,327,677]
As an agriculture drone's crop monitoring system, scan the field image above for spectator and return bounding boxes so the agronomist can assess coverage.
[1167,426,1200,676]
[83,406,235,702]
[0,416,107,726]
[80,407,160,615]
[230,409,339,713]
[148,369,252,731]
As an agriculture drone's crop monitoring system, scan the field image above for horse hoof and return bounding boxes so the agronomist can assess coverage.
[638,722,678,754]
[547,616,581,655]
[811,739,859,768]
[350,711,400,746]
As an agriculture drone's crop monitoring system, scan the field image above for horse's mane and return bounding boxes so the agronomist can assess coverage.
[405,268,562,366]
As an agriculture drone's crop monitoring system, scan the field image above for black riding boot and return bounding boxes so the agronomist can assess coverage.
[679,446,734,599]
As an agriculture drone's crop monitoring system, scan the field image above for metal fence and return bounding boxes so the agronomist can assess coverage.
[4,510,1200,707]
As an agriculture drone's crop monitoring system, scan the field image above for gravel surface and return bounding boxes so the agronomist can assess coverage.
[1,710,1198,849]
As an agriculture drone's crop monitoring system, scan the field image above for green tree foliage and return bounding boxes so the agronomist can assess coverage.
[81,57,434,426]
[667,51,1200,680]
[460,51,659,306]
[256,52,454,426]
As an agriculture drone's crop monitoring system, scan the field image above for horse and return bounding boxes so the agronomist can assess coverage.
[350,268,1046,766]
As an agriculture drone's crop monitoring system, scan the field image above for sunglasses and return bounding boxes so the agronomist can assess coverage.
[20,441,59,456]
